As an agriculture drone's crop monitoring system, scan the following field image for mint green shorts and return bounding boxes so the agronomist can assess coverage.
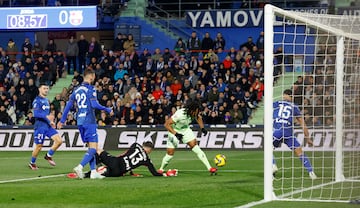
[167,128,196,149]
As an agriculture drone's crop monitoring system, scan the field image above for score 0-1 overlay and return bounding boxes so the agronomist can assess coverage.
[1,6,97,29]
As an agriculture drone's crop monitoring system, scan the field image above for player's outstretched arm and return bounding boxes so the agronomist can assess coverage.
[196,114,208,136]
[196,114,205,129]
[90,98,112,113]
[147,162,164,176]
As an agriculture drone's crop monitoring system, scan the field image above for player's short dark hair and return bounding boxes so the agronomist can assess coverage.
[38,82,49,87]
[143,141,154,149]
[283,89,292,96]
[84,68,95,77]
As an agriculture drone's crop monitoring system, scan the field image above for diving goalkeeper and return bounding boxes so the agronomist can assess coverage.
[69,141,177,178]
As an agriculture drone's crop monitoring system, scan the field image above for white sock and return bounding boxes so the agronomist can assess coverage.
[192,145,211,170]
[160,154,173,171]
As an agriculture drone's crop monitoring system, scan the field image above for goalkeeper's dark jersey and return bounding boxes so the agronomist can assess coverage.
[99,143,162,177]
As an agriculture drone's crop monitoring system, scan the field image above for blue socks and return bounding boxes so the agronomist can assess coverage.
[31,157,36,164]
[89,156,96,170]
[299,153,313,172]
[47,149,55,157]
[80,148,97,170]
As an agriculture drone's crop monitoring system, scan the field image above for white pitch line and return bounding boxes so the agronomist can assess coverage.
[0,174,66,184]
[235,199,269,208]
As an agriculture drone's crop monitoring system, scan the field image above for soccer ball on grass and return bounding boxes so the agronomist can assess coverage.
[214,154,226,167]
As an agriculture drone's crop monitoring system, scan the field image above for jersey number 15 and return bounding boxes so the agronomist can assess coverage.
[278,104,292,119]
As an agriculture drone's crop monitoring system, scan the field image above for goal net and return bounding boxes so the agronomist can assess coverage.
[263,4,360,203]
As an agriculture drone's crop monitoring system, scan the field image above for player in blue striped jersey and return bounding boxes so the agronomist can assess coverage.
[58,68,113,179]
[273,89,317,179]
[29,83,63,170]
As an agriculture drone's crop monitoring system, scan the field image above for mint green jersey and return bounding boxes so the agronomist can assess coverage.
[167,108,196,148]
[171,108,192,130]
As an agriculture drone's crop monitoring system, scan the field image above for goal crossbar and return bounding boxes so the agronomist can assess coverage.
[266,4,360,41]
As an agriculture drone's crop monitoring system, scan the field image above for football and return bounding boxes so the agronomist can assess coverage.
[214,154,226,167]
[96,165,107,174]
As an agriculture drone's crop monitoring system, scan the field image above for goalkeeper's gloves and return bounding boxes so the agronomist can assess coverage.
[201,128,208,136]
[175,132,183,141]
[163,169,178,177]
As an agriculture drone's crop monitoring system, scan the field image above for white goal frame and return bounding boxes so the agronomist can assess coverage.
[263,4,360,202]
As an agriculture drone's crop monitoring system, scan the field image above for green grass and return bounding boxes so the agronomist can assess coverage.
[0,151,357,208]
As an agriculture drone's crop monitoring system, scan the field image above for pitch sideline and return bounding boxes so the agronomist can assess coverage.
[0,174,66,184]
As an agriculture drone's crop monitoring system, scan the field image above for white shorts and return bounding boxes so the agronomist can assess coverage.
[166,128,196,148]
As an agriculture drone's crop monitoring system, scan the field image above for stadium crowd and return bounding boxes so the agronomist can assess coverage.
[0,30,265,126]
[298,34,359,128]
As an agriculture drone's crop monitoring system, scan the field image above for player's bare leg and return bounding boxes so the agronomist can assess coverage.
[159,148,175,173]
[44,134,62,166]
[188,139,217,175]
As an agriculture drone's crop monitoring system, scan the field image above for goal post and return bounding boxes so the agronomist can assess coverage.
[264,4,360,203]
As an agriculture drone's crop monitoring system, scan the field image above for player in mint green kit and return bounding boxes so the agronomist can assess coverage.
[159,100,217,174]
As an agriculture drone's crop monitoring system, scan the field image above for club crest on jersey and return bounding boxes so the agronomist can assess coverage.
[69,10,83,26]
[42,105,50,110]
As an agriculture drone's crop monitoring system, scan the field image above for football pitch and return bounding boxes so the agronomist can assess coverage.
[0,150,356,208]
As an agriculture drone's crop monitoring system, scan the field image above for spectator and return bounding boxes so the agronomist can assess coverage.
[27,78,38,101]
[114,63,128,81]
[65,36,79,74]
[152,48,162,62]
[32,41,43,60]
[240,36,255,52]
[123,34,135,55]
[187,31,201,57]
[73,70,84,84]
[201,32,214,53]
[6,39,18,62]
[227,47,237,61]
[0,104,12,125]
[88,37,102,62]
[162,48,173,64]
[251,77,264,102]
[214,32,226,51]
[45,39,57,53]
[256,31,264,51]
[152,85,163,101]
[48,56,57,85]
[54,50,65,78]
[24,110,35,125]
[77,34,89,73]
[222,55,232,70]
[0,64,7,83]
[0,50,11,69]
[174,38,186,56]
[112,33,125,52]
[16,86,31,117]
[21,37,32,53]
